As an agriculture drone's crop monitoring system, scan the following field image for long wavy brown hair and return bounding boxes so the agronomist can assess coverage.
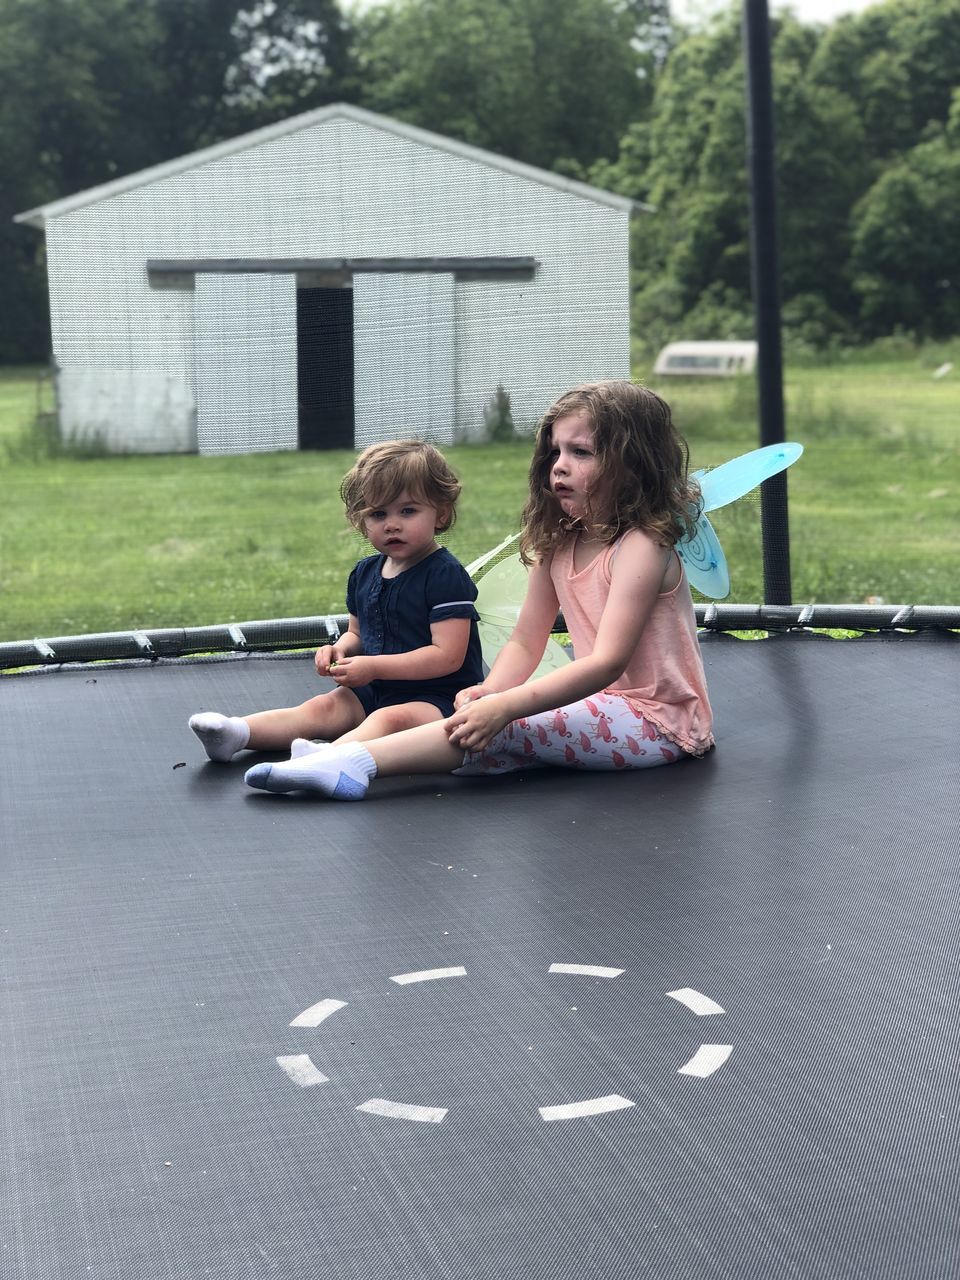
[519,381,700,564]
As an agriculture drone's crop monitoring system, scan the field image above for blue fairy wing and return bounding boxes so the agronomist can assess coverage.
[682,441,803,596]
[693,442,803,512]
[676,511,730,599]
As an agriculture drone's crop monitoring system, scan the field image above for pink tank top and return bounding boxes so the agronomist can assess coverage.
[550,534,715,756]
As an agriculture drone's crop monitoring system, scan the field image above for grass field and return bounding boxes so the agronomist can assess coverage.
[1,346,957,643]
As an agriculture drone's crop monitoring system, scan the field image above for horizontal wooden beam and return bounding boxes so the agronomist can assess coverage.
[146,256,539,275]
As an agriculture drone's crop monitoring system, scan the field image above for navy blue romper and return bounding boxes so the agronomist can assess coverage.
[345,547,484,718]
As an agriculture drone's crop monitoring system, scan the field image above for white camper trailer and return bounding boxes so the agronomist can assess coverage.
[653,341,757,377]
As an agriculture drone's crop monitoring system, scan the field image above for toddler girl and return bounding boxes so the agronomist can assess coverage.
[189,440,483,761]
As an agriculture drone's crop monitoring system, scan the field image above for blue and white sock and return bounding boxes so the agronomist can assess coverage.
[245,743,377,799]
[189,712,250,762]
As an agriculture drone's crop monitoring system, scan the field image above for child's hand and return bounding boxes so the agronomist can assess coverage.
[315,644,337,675]
[446,694,510,753]
[328,655,375,689]
[316,641,356,675]
[453,684,486,710]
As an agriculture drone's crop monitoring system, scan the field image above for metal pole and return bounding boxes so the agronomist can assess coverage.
[742,0,792,603]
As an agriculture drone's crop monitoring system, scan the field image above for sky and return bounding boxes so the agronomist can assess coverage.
[672,0,882,24]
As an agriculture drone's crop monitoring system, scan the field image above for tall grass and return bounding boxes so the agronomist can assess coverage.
[1,345,957,642]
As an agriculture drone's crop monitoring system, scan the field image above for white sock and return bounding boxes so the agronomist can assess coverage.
[189,712,250,762]
[290,736,331,759]
[244,743,377,799]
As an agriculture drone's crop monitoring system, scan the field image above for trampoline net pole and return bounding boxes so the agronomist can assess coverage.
[742,0,792,605]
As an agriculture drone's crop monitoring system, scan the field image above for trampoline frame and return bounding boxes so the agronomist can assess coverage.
[2,603,958,672]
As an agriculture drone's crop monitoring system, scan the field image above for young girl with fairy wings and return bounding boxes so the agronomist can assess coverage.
[243,382,715,799]
[189,440,484,762]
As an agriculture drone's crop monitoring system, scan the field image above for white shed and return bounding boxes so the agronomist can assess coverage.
[15,103,640,454]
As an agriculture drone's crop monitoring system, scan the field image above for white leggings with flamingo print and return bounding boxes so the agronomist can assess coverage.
[454,691,685,776]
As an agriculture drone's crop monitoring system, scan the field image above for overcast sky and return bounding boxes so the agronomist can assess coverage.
[672,0,882,24]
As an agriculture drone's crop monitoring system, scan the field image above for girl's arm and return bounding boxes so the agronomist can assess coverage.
[447,531,672,752]
[327,617,470,688]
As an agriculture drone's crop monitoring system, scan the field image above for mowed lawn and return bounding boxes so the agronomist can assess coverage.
[1,348,957,643]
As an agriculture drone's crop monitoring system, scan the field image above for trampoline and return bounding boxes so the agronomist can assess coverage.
[2,618,958,1279]
[4,7,957,1272]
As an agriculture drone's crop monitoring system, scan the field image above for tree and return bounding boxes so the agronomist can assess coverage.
[596,0,960,351]
[0,0,155,360]
[215,0,358,135]
[850,95,960,338]
[807,0,960,169]
[593,13,753,349]
[0,0,356,362]
[352,0,670,172]
[767,18,868,319]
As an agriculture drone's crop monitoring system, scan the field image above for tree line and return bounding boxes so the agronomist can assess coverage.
[1,0,957,363]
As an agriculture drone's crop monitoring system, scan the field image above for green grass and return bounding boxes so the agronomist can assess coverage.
[1,346,957,642]
[0,366,56,442]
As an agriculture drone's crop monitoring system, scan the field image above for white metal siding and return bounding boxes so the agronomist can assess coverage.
[194,274,297,454]
[353,274,455,447]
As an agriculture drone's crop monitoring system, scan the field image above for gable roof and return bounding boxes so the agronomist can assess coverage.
[15,101,645,229]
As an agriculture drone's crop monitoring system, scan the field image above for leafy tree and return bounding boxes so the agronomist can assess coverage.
[0,0,155,360]
[353,0,670,171]
[220,0,358,133]
[766,19,867,319]
[850,93,960,338]
[807,0,960,169]
[594,13,752,350]
[0,0,355,362]
[598,0,960,351]
[5,0,959,364]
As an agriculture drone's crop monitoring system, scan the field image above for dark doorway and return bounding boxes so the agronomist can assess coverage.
[296,287,354,449]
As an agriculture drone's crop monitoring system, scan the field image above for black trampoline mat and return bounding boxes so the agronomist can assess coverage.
[2,634,958,1279]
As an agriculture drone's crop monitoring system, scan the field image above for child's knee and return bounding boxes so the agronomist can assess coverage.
[298,687,364,736]
[365,704,439,735]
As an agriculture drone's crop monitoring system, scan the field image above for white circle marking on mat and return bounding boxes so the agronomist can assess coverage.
[276,970,734,1121]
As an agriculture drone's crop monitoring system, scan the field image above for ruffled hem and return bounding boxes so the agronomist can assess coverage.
[621,695,715,758]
